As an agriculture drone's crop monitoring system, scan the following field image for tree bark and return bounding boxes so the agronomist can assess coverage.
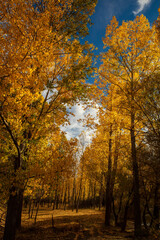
[99,172,103,210]
[3,153,23,240]
[16,189,24,230]
[105,124,112,226]
[92,182,96,209]
[71,176,76,211]
[121,187,133,231]
[131,112,141,236]
[153,181,159,230]
[3,188,19,240]
[63,186,67,210]
[112,193,123,226]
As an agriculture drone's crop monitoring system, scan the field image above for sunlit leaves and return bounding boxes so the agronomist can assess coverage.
[0,0,97,210]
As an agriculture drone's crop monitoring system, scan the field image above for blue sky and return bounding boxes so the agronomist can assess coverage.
[86,0,159,83]
[62,0,160,141]
[88,0,159,53]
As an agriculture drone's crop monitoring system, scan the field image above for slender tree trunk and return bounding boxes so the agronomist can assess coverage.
[121,188,133,231]
[121,201,129,232]
[53,183,58,210]
[153,180,159,230]
[131,112,141,236]
[110,136,120,225]
[141,179,153,229]
[92,182,96,209]
[28,199,32,218]
[83,186,85,201]
[68,183,70,207]
[105,124,112,226]
[63,186,67,210]
[111,134,120,194]
[76,181,82,213]
[99,172,103,210]
[76,159,84,213]
[72,176,76,211]
[34,199,41,224]
[56,194,59,209]
[112,198,118,226]
[31,201,35,219]
[88,181,91,201]
[112,193,123,226]
[94,183,97,209]
[142,203,148,230]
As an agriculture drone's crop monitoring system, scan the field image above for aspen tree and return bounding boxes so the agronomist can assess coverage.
[99,15,160,236]
[0,1,97,239]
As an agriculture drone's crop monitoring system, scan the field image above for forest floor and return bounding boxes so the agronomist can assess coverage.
[0,207,157,240]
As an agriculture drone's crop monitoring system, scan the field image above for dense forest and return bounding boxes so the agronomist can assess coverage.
[0,1,160,240]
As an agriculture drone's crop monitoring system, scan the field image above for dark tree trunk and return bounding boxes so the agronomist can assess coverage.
[112,197,118,226]
[121,187,133,232]
[131,112,141,236]
[31,202,35,219]
[142,204,148,230]
[105,181,112,226]
[112,193,123,226]
[141,179,153,229]
[76,184,82,213]
[76,157,84,213]
[63,186,67,210]
[28,199,32,218]
[99,172,103,210]
[83,186,85,202]
[16,189,24,230]
[105,124,112,226]
[92,182,96,209]
[72,177,76,211]
[53,183,58,210]
[111,134,119,194]
[88,181,91,201]
[56,194,59,209]
[121,202,129,232]
[68,183,70,206]
[153,181,159,230]
[3,188,19,240]
[34,199,41,224]
[3,154,23,240]
[110,135,120,225]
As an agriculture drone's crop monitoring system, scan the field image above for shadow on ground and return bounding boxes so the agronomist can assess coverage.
[16,212,135,240]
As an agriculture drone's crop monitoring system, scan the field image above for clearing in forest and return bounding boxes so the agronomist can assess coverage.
[8,207,137,240]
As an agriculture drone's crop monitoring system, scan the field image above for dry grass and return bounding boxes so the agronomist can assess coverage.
[1,206,158,239]
[22,207,102,227]
[15,206,135,240]
[2,206,153,239]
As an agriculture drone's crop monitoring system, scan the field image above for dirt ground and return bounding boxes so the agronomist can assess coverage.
[0,207,155,240]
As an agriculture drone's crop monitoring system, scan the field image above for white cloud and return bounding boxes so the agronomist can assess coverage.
[61,102,99,145]
[133,0,152,15]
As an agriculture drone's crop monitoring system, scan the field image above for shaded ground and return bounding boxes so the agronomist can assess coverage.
[19,208,135,240]
[0,208,156,240]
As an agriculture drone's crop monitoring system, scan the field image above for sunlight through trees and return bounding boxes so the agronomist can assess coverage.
[0,1,160,240]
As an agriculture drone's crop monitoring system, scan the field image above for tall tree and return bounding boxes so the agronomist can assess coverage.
[99,15,160,236]
[0,1,97,239]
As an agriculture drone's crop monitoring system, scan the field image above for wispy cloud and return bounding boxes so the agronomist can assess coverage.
[133,0,152,15]
[61,102,98,145]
